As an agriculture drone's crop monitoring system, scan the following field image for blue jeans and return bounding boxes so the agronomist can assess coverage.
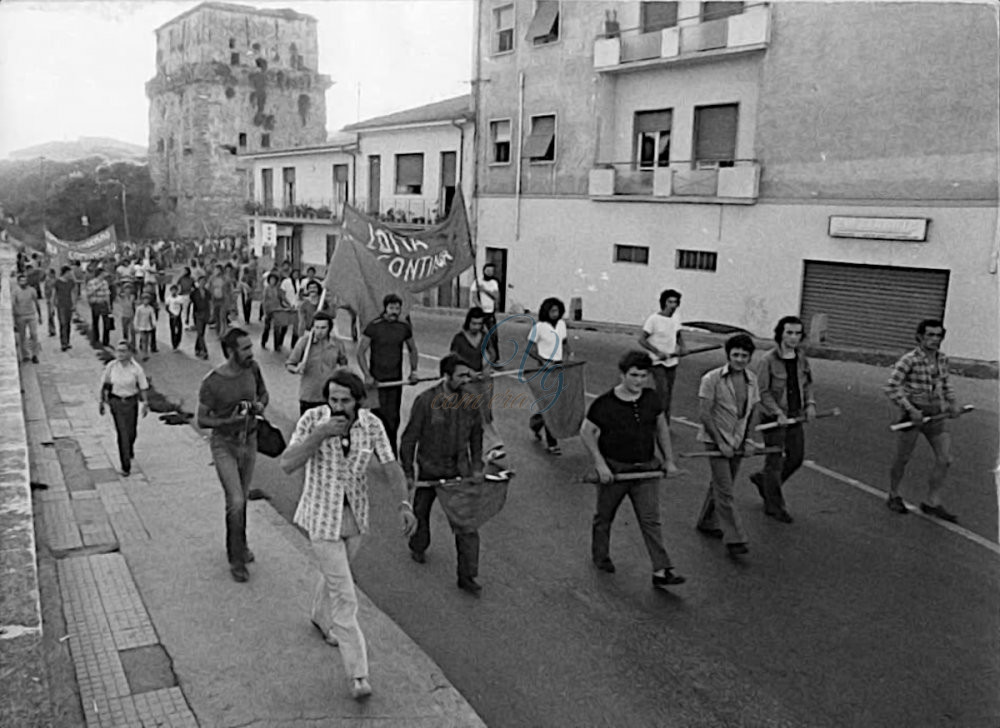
[591,459,672,571]
[210,434,257,567]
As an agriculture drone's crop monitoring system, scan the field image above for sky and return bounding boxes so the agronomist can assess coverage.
[0,0,474,158]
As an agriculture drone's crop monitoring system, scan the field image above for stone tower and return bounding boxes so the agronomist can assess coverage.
[146,2,331,238]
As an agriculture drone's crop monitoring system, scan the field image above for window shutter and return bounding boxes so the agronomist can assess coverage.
[635,110,672,134]
[493,120,511,143]
[695,105,738,162]
[396,154,423,187]
[524,116,556,159]
[526,0,559,40]
[333,164,349,183]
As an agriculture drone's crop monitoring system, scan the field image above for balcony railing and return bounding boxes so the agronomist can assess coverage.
[588,160,760,201]
[594,4,770,72]
[355,198,446,226]
[245,199,343,222]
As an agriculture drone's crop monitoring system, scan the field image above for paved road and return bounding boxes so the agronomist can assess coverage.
[124,305,999,728]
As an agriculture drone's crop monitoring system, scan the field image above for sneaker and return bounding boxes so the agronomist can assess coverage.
[920,502,958,523]
[652,569,686,588]
[350,677,373,701]
[886,495,908,515]
[484,469,513,482]
[230,565,249,583]
[457,576,483,596]
[485,446,506,463]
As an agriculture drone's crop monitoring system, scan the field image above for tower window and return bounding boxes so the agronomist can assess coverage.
[261,134,270,148]
[230,52,240,65]
[238,133,247,148]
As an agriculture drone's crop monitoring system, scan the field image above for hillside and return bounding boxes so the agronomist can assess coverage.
[7,137,147,163]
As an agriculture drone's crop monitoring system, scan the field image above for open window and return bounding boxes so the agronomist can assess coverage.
[524,114,556,163]
[527,0,559,45]
[493,4,515,53]
[700,1,744,22]
[634,109,672,169]
[282,167,296,208]
[490,119,512,163]
[640,1,678,32]
[261,169,273,208]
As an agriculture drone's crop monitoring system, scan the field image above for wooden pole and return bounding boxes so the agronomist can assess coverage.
[756,407,842,432]
[889,405,974,431]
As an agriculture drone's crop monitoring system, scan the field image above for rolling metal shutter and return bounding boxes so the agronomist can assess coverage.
[800,261,949,352]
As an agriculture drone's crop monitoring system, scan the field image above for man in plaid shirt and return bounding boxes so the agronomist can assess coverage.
[884,319,962,522]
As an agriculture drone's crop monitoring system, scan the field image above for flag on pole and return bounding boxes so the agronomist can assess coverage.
[324,188,475,329]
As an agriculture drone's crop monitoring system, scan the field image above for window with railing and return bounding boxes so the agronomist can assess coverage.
[694,103,738,168]
[634,109,671,169]
[525,114,556,163]
[528,0,559,45]
[395,153,424,195]
[676,249,718,271]
[493,4,515,53]
[614,244,649,265]
[282,167,296,208]
[490,119,512,163]
[333,164,349,207]
[261,168,273,208]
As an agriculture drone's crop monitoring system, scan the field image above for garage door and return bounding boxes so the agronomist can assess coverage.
[800,261,949,351]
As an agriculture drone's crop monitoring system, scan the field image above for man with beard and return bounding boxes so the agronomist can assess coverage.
[281,369,416,701]
[286,312,348,415]
[400,354,485,595]
[357,294,420,455]
[197,328,269,583]
[884,319,963,522]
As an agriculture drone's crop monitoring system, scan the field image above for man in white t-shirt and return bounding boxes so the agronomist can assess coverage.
[470,263,500,361]
[638,289,686,421]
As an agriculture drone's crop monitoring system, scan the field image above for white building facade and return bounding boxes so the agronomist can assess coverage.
[472,0,999,361]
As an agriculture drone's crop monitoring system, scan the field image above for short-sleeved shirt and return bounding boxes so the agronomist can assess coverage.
[290,407,395,540]
[642,312,681,368]
[198,363,267,440]
[450,331,485,372]
[363,316,413,381]
[586,388,662,464]
[13,286,39,319]
[529,320,566,362]
[101,359,148,398]
[470,278,499,314]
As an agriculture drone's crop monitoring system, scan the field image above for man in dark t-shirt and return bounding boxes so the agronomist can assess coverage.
[580,350,686,590]
[356,294,419,455]
[197,328,269,583]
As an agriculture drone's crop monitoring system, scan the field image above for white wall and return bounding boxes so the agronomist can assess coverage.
[251,149,356,209]
[476,196,998,361]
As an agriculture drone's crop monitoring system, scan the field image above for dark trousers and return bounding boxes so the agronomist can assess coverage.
[91,305,110,346]
[241,295,253,323]
[168,314,182,349]
[46,301,56,336]
[109,395,138,473]
[482,312,499,362]
[408,487,480,580]
[57,305,73,348]
[210,434,257,568]
[194,315,208,357]
[592,467,672,572]
[530,413,558,447]
[757,422,805,514]
[649,365,677,420]
[374,385,403,455]
[261,313,286,350]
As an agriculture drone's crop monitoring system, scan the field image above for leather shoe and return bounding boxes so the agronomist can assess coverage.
[593,558,615,573]
[696,526,724,539]
[766,509,794,524]
[920,502,958,523]
[410,550,426,564]
[457,577,482,596]
[886,495,908,514]
[652,569,686,588]
[230,565,249,583]
[726,542,749,556]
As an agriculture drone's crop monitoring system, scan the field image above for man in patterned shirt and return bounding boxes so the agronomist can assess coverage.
[885,319,963,522]
[280,369,416,701]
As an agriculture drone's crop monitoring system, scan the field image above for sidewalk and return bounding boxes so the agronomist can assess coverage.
[24,335,486,726]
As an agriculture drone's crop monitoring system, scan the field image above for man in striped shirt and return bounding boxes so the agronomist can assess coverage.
[884,319,962,522]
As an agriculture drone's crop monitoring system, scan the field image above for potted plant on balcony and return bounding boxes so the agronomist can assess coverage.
[243,201,260,215]
[316,205,332,219]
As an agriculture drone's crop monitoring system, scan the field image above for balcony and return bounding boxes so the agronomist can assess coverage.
[594,4,770,73]
[354,198,447,227]
[246,200,343,224]
[588,160,760,203]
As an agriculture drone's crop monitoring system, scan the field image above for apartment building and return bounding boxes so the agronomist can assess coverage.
[472,0,998,360]
[243,95,476,305]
